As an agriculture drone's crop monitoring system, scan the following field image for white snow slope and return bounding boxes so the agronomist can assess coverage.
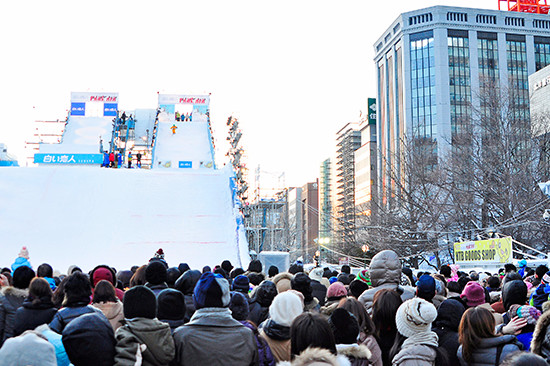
[0,166,249,273]
[153,112,213,169]
[39,116,113,154]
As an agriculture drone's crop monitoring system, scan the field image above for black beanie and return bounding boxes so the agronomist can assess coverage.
[268,265,279,277]
[229,291,250,321]
[62,312,116,366]
[349,279,369,299]
[221,260,234,274]
[166,267,181,288]
[248,272,264,286]
[145,261,167,285]
[123,286,156,319]
[13,266,35,289]
[292,272,313,302]
[247,260,262,273]
[337,273,352,285]
[329,308,360,344]
[157,288,186,320]
[178,263,190,274]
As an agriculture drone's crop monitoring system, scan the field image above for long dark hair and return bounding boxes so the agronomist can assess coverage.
[372,289,402,338]
[459,307,496,364]
[129,265,147,287]
[339,297,376,337]
[92,280,117,303]
[290,312,337,358]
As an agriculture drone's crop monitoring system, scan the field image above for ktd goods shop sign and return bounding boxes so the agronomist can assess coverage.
[453,237,512,265]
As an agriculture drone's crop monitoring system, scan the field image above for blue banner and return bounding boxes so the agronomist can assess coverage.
[104,103,118,117]
[70,102,86,116]
[179,161,192,168]
[34,153,103,164]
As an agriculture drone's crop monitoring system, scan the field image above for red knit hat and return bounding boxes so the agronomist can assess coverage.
[460,281,486,307]
[327,281,347,299]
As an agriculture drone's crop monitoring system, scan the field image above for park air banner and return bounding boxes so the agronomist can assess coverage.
[454,237,512,265]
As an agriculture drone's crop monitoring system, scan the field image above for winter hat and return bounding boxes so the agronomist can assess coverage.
[145,261,168,285]
[19,246,30,259]
[292,272,314,302]
[518,259,527,268]
[117,270,133,288]
[543,271,550,285]
[460,281,486,307]
[166,267,181,288]
[309,267,324,282]
[417,275,436,299]
[248,272,264,286]
[229,291,250,321]
[62,313,116,366]
[327,281,347,299]
[329,308,360,344]
[154,248,165,260]
[269,291,304,327]
[433,299,466,331]
[337,273,352,285]
[13,265,35,289]
[0,331,56,366]
[175,269,201,295]
[123,285,157,319]
[512,305,541,325]
[232,275,250,294]
[253,280,278,307]
[356,269,371,286]
[193,272,230,309]
[502,280,528,311]
[221,260,234,274]
[273,272,293,293]
[157,288,186,320]
[395,298,438,338]
[349,279,369,299]
[92,267,114,287]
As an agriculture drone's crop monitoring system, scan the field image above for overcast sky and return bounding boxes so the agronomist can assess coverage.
[0,0,494,186]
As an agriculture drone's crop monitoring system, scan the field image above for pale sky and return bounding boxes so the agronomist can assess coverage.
[0,0,494,187]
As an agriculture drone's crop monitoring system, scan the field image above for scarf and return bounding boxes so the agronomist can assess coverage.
[402,330,439,349]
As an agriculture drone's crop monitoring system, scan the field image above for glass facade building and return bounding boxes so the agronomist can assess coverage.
[374,6,550,206]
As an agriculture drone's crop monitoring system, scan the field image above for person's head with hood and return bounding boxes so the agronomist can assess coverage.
[90,265,117,289]
[145,261,168,286]
[433,298,466,331]
[221,260,234,274]
[252,280,278,307]
[292,272,314,303]
[178,263,190,274]
[157,288,186,322]
[502,279,528,311]
[62,312,116,366]
[0,331,56,366]
[349,279,369,299]
[309,267,324,283]
[193,272,231,309]
[269,291,303,327]
[369,250,402,288]
[175,269,201,295]
[229,291,250,321]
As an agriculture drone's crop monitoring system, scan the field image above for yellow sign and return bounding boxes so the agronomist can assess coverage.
[453,237,512,264]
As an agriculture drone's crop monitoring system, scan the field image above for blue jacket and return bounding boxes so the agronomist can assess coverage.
[530,283,550,310]
[35,324,71,366]
[11,257,32,272]
[49,304,102,334]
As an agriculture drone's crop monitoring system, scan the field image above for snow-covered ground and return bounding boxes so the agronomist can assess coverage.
[0,166,249,273]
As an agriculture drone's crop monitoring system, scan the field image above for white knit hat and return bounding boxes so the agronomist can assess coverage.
[395,298,437,338]
[269,291,304,327]
[18,246,29,260]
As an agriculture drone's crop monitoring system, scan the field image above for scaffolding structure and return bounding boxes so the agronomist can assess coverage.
[498,0,550,14]
[335,123,362,248]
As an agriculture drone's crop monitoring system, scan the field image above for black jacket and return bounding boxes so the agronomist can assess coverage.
[175,270,201,322]
[49,303,103,334]
[248,281,277,327]
[311,279,327,307]
[14,297,57,336]
[432,299,466,366]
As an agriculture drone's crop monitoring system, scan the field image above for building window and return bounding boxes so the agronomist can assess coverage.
[448,31,471,140]
[505,17,525,27]
[535,37,550,71]
[447,12,468,22]
[409,13,433,26]
[410,31,437,164]
[476,14,497,24]
[534,19,550,29]
[506,35,529,122]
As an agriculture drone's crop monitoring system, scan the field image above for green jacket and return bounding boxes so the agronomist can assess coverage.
[114,317,175,366]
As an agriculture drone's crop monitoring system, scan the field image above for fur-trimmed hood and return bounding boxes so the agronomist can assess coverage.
[1,286,28,299]
[336,343,372,360]
[273,272,294,293]
[283,347,351,366]
[531,309,550,354]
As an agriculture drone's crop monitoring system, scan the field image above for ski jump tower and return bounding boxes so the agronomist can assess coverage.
[498,0,550,14]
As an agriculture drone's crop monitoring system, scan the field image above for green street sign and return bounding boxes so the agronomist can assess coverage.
[368,98,376,125]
